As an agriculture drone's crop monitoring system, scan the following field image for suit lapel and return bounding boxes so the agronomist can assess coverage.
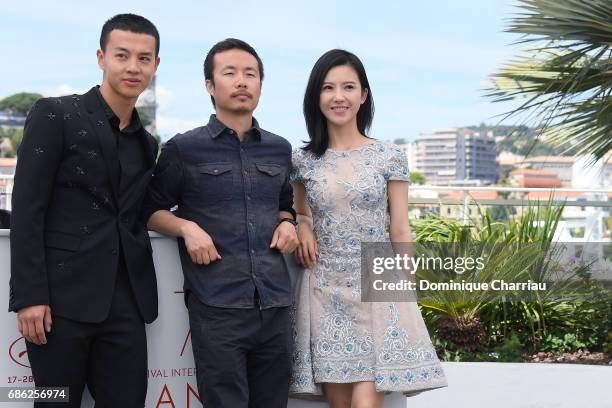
[84,88,120,206]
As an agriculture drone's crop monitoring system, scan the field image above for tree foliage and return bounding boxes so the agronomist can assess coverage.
[136,108,152,128]
[487,0,612,162]
[409,170,427,185]
[0,93,42,115]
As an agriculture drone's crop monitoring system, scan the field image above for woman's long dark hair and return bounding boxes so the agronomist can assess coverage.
[303,49,374,156]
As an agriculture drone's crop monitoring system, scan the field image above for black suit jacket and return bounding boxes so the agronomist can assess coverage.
[9,87,159,323]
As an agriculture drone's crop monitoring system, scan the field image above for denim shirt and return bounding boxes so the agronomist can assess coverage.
[143,115,295,309]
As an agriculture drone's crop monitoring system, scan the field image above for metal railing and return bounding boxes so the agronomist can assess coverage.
[2,173,610,238]
[407,185,612,241]
[409,185,611,207]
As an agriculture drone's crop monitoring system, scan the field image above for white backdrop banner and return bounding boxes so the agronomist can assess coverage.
[0,231,405,407]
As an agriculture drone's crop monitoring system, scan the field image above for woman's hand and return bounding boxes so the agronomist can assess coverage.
[292,181,318,268]
[295,222,318,268]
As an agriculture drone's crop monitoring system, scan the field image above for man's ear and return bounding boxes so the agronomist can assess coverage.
[96,49,105,71]
[205,79,215,97]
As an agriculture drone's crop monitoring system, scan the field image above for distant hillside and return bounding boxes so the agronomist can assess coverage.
[465,123,577,157]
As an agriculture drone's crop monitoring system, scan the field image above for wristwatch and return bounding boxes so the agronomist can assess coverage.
[278,217,298,227]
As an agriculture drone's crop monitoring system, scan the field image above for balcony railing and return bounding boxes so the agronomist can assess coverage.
[2,174,610,240]
[407,185,612,241]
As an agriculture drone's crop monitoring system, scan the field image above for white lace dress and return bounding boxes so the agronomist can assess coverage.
[289,140,447,397]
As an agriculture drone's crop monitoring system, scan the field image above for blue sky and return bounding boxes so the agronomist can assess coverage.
[1,1,522,146]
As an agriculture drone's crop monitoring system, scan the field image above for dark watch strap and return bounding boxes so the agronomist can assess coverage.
[278,217,298,227]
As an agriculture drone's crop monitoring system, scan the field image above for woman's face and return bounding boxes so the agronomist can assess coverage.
[319,64,368,129]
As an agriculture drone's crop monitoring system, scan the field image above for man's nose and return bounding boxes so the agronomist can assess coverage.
[235,73,247,88]
[126,57,140,73]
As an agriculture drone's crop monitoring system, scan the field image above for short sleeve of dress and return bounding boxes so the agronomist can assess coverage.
[386,143,410,182]
[290,148,304,183]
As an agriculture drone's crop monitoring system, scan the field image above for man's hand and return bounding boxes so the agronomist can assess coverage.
[180,221,222,265]
[18,305,52,345]
[270,221,299,254]
[295,222,318,269]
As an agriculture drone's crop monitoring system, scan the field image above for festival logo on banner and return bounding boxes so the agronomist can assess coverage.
[149,289,202,407]
[176,290,192,358]
[8,336,29,369]
[6,336,34,387]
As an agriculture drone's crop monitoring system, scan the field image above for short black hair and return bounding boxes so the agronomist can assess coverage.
[203,38,264,108]
[100,13,160,56]
[303,49,374,156]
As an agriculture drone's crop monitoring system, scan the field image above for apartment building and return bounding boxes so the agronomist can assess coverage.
[416,128,498,185]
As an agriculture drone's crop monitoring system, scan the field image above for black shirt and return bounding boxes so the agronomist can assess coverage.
[95,87,150,275]
[95,86,148,197]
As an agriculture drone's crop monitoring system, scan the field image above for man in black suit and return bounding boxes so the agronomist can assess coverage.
[9,14,160,407]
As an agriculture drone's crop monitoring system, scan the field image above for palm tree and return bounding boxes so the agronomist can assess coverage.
[487,0,612,162]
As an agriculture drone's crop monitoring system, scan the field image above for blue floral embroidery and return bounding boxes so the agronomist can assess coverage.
[289,142,446,396]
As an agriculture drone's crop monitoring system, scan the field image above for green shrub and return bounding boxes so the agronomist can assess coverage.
[493,333,524,362]
[603,332,612,357]
[541,333,586,354]
[414,197,611,358]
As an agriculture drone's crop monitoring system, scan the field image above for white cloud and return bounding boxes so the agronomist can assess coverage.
[156,115,202,140]
[155,85,175,112]
[45,84,88,97]
[153,85,207,139]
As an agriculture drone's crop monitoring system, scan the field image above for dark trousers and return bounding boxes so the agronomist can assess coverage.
[26,270,147,408]
[187,294,292,408]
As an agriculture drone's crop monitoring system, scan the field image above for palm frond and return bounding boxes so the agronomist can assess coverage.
[486,0,612,161]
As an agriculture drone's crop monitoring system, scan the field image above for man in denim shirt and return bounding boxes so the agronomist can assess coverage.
[143,39,299,408]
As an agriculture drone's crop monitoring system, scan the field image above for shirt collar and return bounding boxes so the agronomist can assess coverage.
[94,86,143,134]
[207,114,262,141]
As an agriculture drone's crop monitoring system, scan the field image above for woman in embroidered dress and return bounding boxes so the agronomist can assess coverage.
[290,49,447,407]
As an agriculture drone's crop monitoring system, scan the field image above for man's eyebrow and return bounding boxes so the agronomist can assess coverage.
[220,65,257,71]
[111,47,154,56]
